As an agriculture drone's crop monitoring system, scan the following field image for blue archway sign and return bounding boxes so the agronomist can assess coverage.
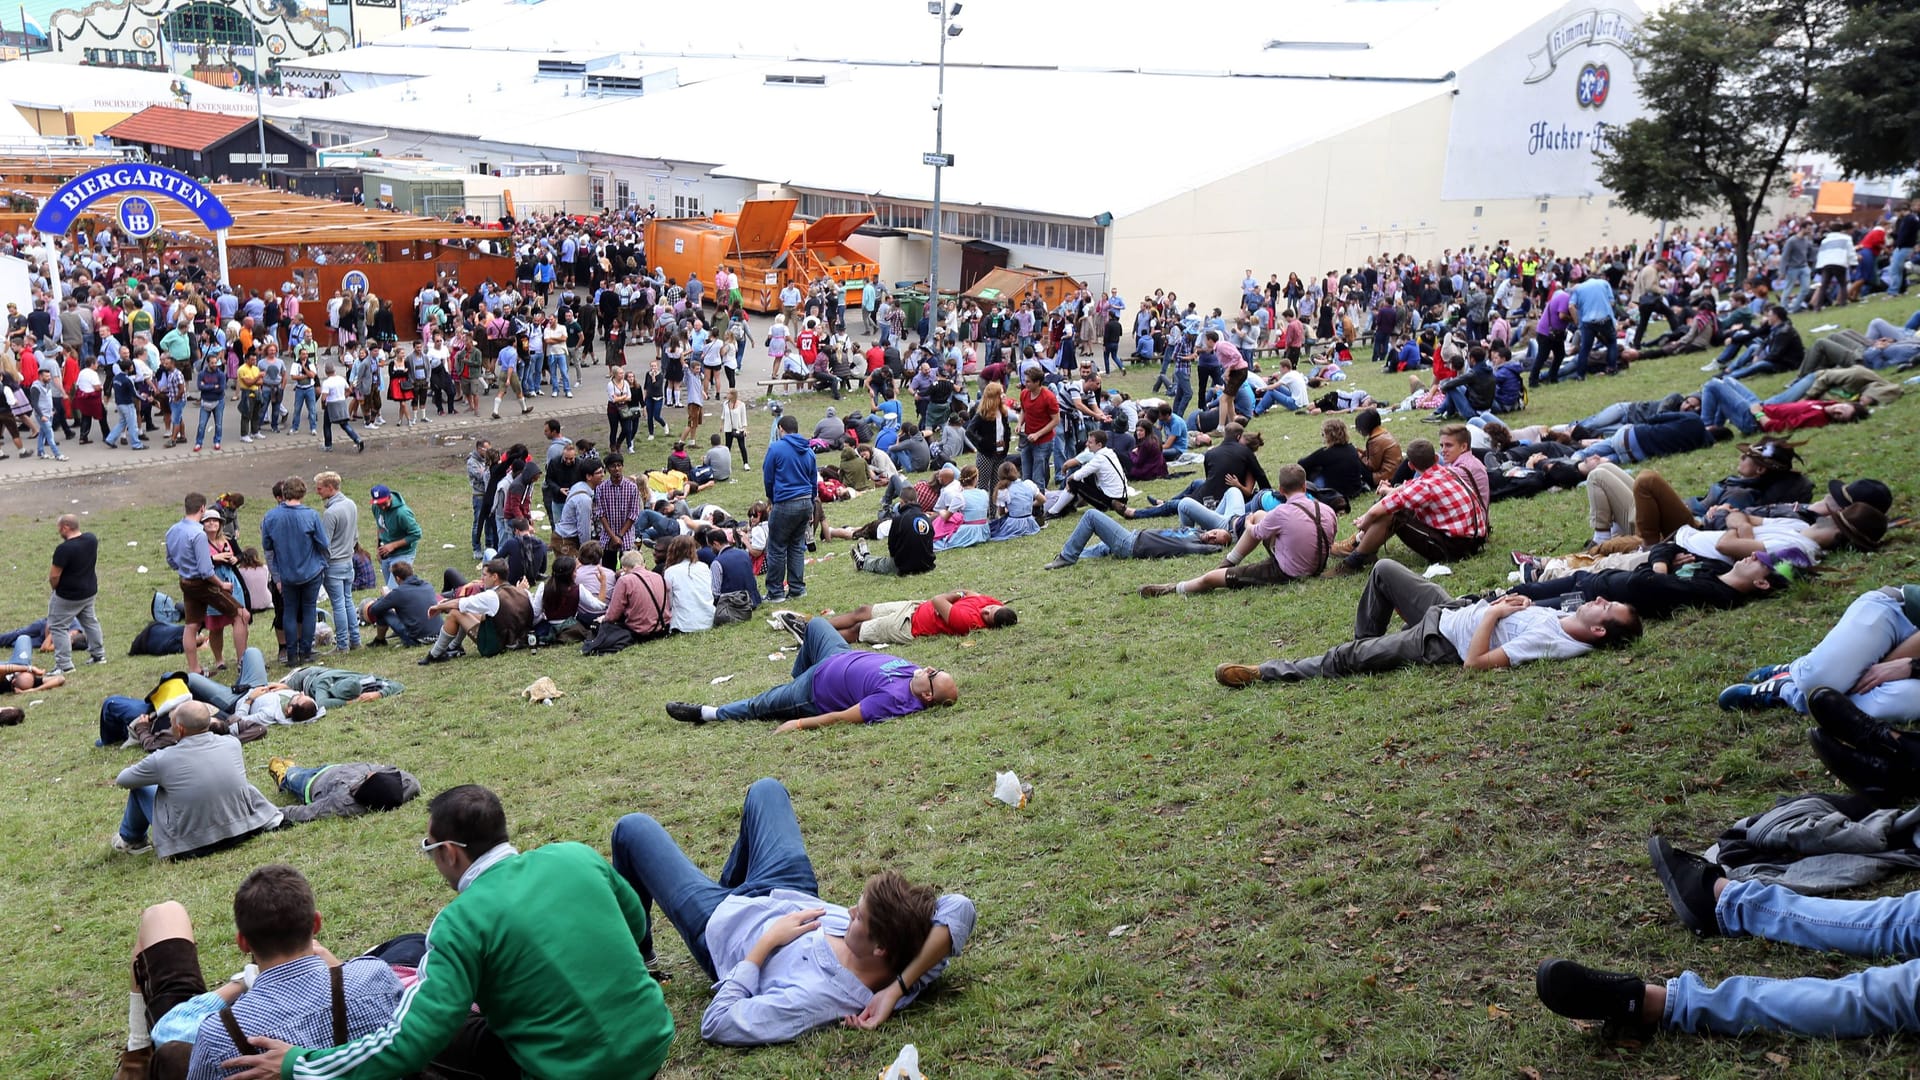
[33,163,234,234]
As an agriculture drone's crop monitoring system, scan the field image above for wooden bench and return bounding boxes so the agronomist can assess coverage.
[755,378,810,401]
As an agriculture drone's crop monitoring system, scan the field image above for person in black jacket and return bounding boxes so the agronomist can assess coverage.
[499,518,549,588]
[1297,418,1372,498]
[1510,545,1803,619]
[1431,346,1497,421]
[851,507,938,576]
[1687,437,1814,520]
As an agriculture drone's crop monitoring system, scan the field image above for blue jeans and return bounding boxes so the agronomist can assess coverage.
[1175,489,1245,531]
[107,403,144,448]
[195,402,224,447]
[325,560,360,649]
[764,496,811,599]
[1057,509,1137,563]
[1763,372,1820,405]
[380,555,405,590]
[1102,341,1121,373]
[471,494,493,555]
[549,354,572,395]
[1779,590,1920,720]
[610,777,819,978]
[184,647,271,708]
[120,784,157,845]
[1439,386,1474,419]
[7,633,31,667]
[1171,367,1193,418]
[1885,247,1911,293]
[1019,440,1055,490]
[717,618,850,720]
[1782,266,1812,310]
[1698,377,1760,435]
[1253,388,1301,416]
[290,386,318,432]
[281,575,323,659]
[280,765,327,801]
[35,417,58,455]
[1664,879,1920,1036]
[1571,320,1618,378]
[1576,402,1631,435]
[1726,357,1780,381]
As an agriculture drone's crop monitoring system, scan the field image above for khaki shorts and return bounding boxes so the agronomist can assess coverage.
[856,600,918,645]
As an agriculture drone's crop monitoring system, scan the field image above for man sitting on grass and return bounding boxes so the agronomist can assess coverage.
[1537,836,1920,1039]
[610,777,976,1045]
[113,702,283,859]
[1139,464,1338,598]
[667,615,957,732]
[779,590,1015,647]
[1326,432,1487,576]
[1215,558,1641,686]
[108,866,407,1080]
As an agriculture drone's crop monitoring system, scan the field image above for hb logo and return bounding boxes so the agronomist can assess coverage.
[119,196,158,238]
[1576,63,1611,109]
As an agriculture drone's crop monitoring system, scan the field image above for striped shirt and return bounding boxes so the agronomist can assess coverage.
[186,955,403,1080]
[591,476,641,549]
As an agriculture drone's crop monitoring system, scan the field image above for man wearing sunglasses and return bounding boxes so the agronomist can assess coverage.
[222,784,674,1080]
[666,615,958,732]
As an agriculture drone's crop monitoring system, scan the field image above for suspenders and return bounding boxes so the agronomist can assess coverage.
[220,963,348,1052]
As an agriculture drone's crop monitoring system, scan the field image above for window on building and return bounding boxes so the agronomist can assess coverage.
[1539,201,1550,213]
[674,193,702,217]
[165,1,256,46]
[589,175,606,209]
[1473,206,1484,218]
[615,179,631,210]
[1046,222,1105,256]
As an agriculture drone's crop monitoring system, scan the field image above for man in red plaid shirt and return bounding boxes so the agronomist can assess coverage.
[1329,430,1488,575]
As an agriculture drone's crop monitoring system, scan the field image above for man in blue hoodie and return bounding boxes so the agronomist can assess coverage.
[762,414,817,602]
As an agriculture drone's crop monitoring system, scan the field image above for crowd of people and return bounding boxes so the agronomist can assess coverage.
[9,191,1920,1078]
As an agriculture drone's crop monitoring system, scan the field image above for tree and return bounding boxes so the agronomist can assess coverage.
[1596,0,1842,285]
[1804,1,1920,178]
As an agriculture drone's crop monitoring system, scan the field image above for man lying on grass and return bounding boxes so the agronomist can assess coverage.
[667,615,957,731]
[611,778,976,1045]
[1538,836,1920,1039]
[1215,558,1641,686]
[776,589,1014,647]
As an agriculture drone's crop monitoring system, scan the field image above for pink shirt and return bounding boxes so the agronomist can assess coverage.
[1246,492,1339,578]
[1213,340,1246,372]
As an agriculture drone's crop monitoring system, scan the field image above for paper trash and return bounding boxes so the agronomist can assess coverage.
[879,1044,923,1080]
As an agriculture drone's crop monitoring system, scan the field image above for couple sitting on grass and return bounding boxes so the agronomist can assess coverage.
[116,781,973,1080]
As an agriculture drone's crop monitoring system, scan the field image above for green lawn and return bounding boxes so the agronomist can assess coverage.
[3,298,1918,1079]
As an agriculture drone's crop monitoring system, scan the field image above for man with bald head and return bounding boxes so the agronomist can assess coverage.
[47,513,105,674]
[113,701,283,858]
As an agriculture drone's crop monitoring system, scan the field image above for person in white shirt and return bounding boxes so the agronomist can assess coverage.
[660,535,714,632]
[418,559,506,664]
[316,364,363,452]
[1216,558,1641,685]
[1062,429,1130,513]
[721,388,749,466]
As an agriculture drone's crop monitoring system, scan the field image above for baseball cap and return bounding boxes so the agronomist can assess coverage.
[369,484,393,504]
[1828,478,1892,515]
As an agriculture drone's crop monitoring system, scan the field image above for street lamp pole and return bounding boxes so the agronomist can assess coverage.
[926,2,958,317]
[253,27,268,176]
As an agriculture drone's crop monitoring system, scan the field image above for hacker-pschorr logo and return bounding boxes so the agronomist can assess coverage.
[1523,8,1640,85]
[1575,62,1611,108]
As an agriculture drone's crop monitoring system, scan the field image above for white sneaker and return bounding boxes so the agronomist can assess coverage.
[241,435,253,443]
[1699,361,1719,372]
[112,834,153,855]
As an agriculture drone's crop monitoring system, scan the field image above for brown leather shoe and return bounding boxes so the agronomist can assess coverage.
[112,1045,152,1080]
[1138,583,1176,598]
[1215,663,1261,688]
[1328,536,1358,559]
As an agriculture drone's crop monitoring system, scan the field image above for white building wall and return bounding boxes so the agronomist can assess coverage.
[1111,92,1662,315]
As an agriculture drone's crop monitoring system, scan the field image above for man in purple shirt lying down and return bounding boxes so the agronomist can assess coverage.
[611,778,977,1046]
[665,615,959,732]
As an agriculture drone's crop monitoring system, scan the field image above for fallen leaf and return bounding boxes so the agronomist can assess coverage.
[1487,1003,1512,1020]
[1765,1052,1790,1067]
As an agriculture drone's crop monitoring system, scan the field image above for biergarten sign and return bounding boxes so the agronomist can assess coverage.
[33,164,235,235]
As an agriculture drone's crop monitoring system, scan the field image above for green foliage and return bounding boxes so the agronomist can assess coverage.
[1805,2,1920,179]
[1599,0,1842,283]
